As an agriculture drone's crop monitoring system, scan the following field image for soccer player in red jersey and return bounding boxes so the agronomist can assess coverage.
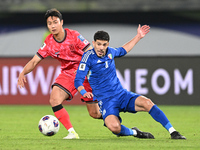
[17,8,101,139]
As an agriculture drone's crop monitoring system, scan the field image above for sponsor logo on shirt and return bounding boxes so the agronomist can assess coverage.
[55,51,60,57]
[79,63,86,71]
[97,60,102,63]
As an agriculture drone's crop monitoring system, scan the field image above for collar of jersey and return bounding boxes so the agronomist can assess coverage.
[53,30,67,43]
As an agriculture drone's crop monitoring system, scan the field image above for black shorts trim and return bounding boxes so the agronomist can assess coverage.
[52,83,73,101]
[81,98,98,104]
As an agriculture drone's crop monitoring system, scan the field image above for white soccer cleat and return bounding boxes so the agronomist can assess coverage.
[63,131,80,139]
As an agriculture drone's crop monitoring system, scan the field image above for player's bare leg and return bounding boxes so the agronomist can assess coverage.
[104,115,121,134]
[86,102,102,119]
[50,86,79,139]
[135,96,186,139]
[104,115,154,138]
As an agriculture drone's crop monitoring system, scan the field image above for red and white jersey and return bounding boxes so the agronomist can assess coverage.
[37,28,90,78]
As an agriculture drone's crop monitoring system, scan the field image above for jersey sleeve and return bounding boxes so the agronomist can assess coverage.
[37,37,50,59]
[112,47,127,58]
[73,30,91,51]
[74,52,91,89]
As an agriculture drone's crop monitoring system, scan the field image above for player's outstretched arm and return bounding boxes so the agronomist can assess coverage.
[17,54,42,88]
[122,24,150,53]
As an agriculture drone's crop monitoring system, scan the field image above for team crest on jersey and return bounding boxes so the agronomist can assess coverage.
[69,44,75,51]
[108,53,112,59]
[79,63,86,71]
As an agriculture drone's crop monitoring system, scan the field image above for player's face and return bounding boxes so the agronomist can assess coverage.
[92,40,109,57]
[46,16,63,35]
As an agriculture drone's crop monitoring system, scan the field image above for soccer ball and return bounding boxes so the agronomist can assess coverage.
[38,115,60,136]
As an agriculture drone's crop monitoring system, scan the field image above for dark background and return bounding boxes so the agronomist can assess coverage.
[0,1,200,105]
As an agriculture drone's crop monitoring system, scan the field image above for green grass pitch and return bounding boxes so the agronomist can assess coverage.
[0,105,200,150]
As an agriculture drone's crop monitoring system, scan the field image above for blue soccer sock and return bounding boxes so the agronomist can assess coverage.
[114,125,134,136]
[149,105,175,133]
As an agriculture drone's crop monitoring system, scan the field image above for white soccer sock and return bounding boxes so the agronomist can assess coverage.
[168,127,176,134]
[132,129,137,136]
[68,127,75,133]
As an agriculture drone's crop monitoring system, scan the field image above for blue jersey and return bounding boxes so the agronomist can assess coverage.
[75,46,127,100]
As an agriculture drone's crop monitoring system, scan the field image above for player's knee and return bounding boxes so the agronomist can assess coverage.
[89,111,97,118]
[143,98,154,112]
[49,98,55,106]
[89,110,101,119]
[108,123,121,134]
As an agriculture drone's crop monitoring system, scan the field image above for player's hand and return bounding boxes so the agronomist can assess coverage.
[17,73,26,88]
[137,24,150,38]
[83,92,93,98]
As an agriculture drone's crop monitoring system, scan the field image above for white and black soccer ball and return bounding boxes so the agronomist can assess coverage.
[38,115,60,136]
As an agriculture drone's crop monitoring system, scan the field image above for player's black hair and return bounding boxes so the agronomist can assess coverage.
[94,30,110,42]
[44,8,63,21]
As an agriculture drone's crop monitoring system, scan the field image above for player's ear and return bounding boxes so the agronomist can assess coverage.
[92,41,95,46]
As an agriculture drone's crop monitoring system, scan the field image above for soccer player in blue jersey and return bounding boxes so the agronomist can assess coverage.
[74,24,186,139]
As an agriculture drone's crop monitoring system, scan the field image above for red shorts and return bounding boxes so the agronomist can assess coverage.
[52,73,96,103]
[81,80,98,103]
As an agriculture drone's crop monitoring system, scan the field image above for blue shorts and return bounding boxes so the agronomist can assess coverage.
[98,90,140,121]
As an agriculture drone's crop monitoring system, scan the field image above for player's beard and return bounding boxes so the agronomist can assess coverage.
[97,49,106,57]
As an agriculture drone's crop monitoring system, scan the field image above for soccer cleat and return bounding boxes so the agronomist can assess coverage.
[171,131,186,139]
[132,127,155,139]
[63,131,80,139]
